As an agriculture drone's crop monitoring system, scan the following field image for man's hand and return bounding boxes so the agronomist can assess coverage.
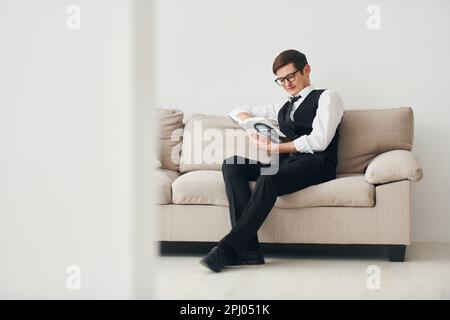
[248,132,279,155]
[237,112,252,123]
[247,131,298,155]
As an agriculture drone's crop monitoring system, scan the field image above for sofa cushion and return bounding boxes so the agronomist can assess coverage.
[171,171,374,208]
[155,168,180,205]
[365,150,423,184]
[178,107,414,174]
[157,108,184,171]
[336,107,414,173]
[179,113,272,173]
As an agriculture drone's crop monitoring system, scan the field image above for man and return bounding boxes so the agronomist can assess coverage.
[199,49,344,272]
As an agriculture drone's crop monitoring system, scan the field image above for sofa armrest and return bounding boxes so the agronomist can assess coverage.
[365,150,423,184]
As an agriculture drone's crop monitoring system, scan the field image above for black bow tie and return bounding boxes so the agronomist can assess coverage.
[289,95,302,103]
[287,95,302,115]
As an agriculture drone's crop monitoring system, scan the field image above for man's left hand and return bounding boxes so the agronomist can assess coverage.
[249,132,280,155]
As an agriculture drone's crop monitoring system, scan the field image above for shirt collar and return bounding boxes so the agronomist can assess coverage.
[290,85,315,100]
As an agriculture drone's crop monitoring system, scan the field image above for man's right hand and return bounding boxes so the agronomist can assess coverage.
[236,112,252,123]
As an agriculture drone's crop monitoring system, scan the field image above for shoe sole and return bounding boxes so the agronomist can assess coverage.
[240,259,265,265]
[227,259,265,266]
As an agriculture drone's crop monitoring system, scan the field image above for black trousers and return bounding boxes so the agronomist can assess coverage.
[219,154,336,256]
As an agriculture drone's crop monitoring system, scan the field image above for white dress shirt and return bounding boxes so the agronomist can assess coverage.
[227,85,344,153]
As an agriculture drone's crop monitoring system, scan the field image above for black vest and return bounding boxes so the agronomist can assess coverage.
[277,89,340,166]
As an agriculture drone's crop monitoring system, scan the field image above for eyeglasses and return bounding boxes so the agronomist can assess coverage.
[274,70,300,86]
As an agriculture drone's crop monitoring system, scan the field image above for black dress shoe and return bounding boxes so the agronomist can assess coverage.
[199,246,235,272]
[226,248,265,266]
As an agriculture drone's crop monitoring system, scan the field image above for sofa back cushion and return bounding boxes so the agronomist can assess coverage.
[157,108,184,171]
[337,107,414,173]
[178,107,414,174]
[179,113,272,173]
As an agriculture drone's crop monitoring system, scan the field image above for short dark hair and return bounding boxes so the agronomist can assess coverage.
[272,50,308,75]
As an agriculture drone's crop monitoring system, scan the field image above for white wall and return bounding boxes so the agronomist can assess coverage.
[154,0,450,242]
[0,0,155,298]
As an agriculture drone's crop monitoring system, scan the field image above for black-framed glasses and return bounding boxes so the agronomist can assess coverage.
[274,70,300,86]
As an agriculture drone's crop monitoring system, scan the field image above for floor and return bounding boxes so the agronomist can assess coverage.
[154,242,450,299]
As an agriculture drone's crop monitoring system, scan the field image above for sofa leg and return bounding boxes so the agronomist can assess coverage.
[388,245,406,262]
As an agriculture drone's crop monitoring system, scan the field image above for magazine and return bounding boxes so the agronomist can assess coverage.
[230,116,287,143]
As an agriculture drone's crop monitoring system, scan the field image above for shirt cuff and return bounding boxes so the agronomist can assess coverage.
[293,135,314,154]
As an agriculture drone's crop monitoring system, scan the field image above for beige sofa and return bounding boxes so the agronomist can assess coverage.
[155,107,423,261]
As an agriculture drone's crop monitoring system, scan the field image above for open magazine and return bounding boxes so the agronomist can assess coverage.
[230,116,287,143]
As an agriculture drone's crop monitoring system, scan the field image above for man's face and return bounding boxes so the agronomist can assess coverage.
[275,62,310,96]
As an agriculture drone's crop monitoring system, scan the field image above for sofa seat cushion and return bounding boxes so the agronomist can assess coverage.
[155,168,180,204]
[171,171,375,208]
